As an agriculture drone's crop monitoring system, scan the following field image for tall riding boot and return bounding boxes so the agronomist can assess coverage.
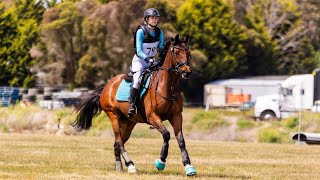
[128,87,139,118]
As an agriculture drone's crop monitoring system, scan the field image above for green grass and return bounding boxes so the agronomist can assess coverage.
[237,119,255,130]
[187,110,229,133]
[1,134,320,179]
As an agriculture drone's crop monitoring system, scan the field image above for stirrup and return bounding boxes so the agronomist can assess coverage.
[128,105,137,118]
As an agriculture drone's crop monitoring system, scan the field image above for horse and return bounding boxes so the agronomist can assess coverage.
[71,34,197,176]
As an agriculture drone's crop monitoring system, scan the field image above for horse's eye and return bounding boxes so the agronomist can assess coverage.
[175,51,179,56]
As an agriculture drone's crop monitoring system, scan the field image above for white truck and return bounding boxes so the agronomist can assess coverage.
[254,69,320,120]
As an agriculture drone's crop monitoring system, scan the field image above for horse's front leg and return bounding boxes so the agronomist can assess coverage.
[149,113,170,171]
[169,113,197,176]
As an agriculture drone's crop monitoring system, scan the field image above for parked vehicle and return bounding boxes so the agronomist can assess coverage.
[240,101,255,111]
[254,69,320,120]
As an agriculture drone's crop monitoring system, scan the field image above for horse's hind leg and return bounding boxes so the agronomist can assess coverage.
[107,111,137,173]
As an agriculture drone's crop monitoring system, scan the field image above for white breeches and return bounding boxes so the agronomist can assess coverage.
[131,55,151,89]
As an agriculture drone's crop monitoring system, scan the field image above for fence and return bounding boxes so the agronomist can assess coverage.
[1,86,87,109]
[0,86,19,107]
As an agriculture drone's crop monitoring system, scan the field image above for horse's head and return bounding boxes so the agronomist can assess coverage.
[168,34,192,79]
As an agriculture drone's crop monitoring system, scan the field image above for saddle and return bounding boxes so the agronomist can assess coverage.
[115,69,153,102]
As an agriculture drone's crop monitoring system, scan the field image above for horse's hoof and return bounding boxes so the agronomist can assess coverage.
[185,164,197,176]
[128,164,137,173]
[154,159,165,171]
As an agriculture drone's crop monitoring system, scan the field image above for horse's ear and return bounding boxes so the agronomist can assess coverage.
[174,34,180,43]
[185,35,189,43]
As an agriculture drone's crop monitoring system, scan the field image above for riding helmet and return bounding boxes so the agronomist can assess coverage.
[144,8,160,21]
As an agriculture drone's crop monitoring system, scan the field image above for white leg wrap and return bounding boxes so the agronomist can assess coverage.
[128,164,137,173]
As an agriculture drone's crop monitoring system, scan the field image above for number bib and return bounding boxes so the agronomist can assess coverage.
[142,41,159,58]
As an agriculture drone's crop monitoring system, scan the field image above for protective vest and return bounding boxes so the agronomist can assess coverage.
[133,25,161,58]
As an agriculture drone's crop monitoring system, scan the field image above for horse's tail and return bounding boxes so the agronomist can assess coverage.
[71,86,104,131]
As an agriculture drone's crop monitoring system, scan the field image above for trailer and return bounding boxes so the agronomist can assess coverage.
[204,76,288,109]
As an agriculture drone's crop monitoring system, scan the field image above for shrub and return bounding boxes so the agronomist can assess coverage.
[237,119,255,130]
[258,128,282,143]
[192,111,228,131]
[0,124,9,133]
[283,117,298,129]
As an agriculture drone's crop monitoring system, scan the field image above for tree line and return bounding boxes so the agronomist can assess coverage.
[1,0,319,102]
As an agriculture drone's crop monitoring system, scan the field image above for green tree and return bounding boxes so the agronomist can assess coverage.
[37,0,145,88]
[177,0,247,102]
[0,0,44,87]
[0,4,17,85]
[237,0,316,75]
[39,1,88,87]
[177,0,247,80]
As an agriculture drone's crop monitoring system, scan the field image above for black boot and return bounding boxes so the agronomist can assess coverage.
[128,87,138,118]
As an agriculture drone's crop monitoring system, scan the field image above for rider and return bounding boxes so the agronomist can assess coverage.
[128,8,164,118]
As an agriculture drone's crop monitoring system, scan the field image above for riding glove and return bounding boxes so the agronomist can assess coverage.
[144,57,154,63]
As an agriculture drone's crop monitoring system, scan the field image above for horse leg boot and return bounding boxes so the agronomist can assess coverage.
[154,129,170,171]
[117,141,137,173]
[169,115,197,176]
[177,133,196,176]
[128,87,138,118]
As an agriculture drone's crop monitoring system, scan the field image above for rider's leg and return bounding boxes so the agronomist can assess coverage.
[128,86,138,118]
[128,56,148,118]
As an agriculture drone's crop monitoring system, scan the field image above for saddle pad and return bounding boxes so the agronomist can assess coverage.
[116,77,151,102]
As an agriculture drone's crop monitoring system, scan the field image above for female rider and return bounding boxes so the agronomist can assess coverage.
[128,8,164,118]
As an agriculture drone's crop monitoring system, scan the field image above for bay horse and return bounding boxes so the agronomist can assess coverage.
[71,34,197,176]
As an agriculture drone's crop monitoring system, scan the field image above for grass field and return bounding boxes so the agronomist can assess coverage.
[1,134,320,179]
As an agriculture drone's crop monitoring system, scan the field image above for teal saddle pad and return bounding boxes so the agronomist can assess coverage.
[116,77,151,102]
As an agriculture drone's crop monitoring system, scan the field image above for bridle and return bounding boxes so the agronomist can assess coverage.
[158,44,192,75]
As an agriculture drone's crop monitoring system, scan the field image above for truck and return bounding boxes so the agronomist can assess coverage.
[254,69,320,120]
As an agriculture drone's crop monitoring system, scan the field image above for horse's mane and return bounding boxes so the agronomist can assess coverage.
[163,37,173,53]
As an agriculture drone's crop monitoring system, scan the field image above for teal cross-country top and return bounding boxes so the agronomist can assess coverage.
[136,26,164,61]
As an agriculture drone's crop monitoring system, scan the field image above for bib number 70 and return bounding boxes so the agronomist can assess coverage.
[147,47,156,55]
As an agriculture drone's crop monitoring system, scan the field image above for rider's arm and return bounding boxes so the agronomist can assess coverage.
[158,30,164,49]
[136,29,148,61]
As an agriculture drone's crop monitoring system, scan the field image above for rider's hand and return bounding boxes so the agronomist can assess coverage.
[144,57,154,63]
